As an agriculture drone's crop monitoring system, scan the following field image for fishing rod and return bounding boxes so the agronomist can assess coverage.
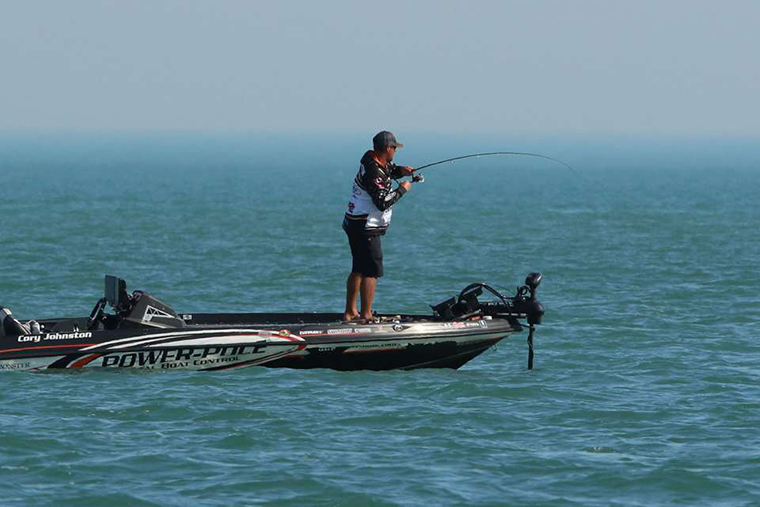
[415,151,578,173]
[401,151,611,198]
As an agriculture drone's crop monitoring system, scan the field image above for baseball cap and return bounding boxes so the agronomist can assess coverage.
[373,131,404,150]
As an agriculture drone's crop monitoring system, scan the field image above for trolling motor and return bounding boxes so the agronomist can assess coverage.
[514,273,544,325]
[431,273,545,369]
[500,272,544,369]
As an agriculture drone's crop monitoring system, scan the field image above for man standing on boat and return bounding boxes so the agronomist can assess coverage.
[343,131,414,322]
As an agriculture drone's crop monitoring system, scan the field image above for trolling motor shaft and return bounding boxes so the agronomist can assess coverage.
[524,273,543,370]
[509,273,544,370]
[527,325,536,370]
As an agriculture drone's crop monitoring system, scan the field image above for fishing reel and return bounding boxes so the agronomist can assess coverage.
[412,173,425,183]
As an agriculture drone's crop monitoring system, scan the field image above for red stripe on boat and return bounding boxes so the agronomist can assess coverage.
[70,354,102,368]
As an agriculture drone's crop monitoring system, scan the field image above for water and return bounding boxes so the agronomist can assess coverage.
[1,134,759,505]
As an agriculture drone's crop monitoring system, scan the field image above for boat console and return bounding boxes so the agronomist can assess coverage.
[88,276,185,331]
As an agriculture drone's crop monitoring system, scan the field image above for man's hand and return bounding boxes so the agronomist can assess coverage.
[398,166,414,177]
[400,181,412,192]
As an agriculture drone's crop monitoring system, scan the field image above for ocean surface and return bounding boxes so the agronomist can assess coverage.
[1,134,759,506]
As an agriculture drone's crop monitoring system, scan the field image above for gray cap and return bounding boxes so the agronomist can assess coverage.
[373,131,404,150]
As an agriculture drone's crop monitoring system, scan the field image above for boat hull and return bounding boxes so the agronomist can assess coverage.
[269,325,513,371]
[0,317,519,372]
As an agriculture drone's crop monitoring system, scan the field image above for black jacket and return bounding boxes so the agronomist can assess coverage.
[343,151,407,234]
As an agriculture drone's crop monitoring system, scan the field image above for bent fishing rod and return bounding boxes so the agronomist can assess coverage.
[416,151,578,173]
[401,150,608,197]
[403,151,580,182]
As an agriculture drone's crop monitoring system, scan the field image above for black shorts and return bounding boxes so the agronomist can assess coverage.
[345,230,384,278]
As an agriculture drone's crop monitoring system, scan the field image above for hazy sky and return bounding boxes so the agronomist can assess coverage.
[1,1,758,136]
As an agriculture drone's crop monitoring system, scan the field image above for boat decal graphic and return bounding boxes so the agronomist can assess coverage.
[0,361,33,370]
[94,341,306,370]
[0,343,98,354]
[111,331,303,351]
[81,328,291,351]
[300,328,373,337]
[144,306,175,322]
[70,353,103,368]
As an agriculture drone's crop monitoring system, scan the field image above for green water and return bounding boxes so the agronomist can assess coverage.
[1,135,759,506]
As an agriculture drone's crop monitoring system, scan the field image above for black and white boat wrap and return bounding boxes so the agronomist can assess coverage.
[0,328,306,372]
[0,275,544,372]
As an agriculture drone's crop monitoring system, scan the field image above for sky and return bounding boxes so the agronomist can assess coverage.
[1,0,758,137]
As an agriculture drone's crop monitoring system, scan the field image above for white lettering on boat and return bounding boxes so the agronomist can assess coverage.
[18,332,93,343]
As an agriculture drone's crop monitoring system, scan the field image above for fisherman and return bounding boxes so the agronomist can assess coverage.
[342,131,414,322]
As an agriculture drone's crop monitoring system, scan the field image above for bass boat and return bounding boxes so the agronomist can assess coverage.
[0,275,544,372]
